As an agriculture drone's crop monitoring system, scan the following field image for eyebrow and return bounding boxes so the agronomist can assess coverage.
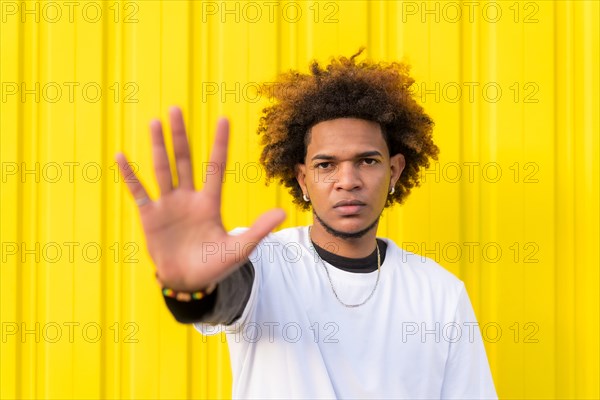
[310,150,384,162]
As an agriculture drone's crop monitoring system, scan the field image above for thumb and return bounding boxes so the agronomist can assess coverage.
[237,208,287,256]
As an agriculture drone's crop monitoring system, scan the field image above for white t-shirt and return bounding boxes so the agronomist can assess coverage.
[195,226,497,399]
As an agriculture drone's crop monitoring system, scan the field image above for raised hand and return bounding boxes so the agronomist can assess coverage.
[115,107,286,291]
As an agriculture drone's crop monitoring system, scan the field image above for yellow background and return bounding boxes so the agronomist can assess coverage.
[1,0,598,399]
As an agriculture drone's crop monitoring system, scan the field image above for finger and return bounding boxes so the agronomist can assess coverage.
[169,106,194,190]
[150,119,174,195]
[204,117,229,202]
[115,152,152,207]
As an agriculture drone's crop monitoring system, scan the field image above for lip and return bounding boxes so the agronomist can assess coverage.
[334,204,365,215]
[334,199,366,208]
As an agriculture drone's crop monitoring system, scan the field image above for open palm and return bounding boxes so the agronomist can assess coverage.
[115,107,286,291]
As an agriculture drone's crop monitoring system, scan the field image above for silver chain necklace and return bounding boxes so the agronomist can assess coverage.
[308,226,381,308]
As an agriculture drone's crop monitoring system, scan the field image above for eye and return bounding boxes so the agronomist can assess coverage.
[363,158,378,165]
[315,162,333,169]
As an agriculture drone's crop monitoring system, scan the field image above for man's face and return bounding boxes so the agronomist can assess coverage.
[295,118,405,238]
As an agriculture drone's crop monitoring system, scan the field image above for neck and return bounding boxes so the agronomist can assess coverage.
[309,222,379,259]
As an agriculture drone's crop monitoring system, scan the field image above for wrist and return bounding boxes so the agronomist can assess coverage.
[156,273,217,302]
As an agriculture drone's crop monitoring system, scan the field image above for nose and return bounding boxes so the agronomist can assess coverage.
[332,162,362,191]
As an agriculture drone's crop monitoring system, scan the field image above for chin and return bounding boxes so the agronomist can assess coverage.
[332,216,374,232]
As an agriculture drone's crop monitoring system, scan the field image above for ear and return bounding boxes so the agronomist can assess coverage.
[389,153,405,188]
[295,163,307,194]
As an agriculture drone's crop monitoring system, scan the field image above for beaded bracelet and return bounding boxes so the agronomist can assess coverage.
[161,285,215,302]
[156,273,216,302]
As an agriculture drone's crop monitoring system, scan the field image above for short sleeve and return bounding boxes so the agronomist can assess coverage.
[440,285,498,399]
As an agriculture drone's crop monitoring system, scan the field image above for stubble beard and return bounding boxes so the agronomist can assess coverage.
[312,208,383,240]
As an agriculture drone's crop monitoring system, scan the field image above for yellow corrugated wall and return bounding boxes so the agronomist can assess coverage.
[1,1,598,399]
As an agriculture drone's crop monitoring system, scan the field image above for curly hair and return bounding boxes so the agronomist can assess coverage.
[257,48,439,212]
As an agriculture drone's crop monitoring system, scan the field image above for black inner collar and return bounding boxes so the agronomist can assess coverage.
[311,239,387,273]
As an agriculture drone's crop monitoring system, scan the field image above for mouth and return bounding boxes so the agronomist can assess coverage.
[334,199,366,207]
[334,204,365,215]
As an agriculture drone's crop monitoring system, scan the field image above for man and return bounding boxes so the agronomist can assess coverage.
[115,50,498,399]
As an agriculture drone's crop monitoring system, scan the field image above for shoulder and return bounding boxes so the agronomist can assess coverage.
[382,237,465,292]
